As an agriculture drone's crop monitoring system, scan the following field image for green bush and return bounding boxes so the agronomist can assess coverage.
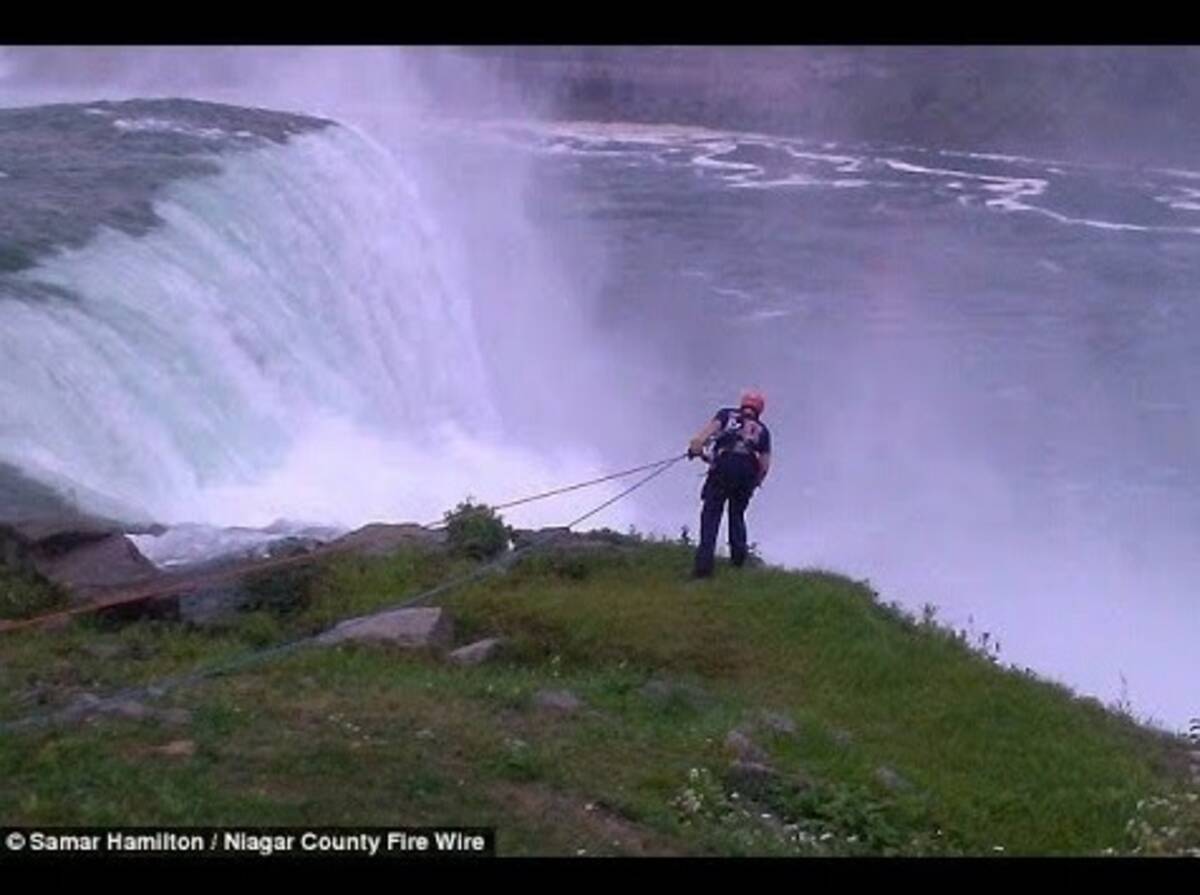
[443,500,511,561]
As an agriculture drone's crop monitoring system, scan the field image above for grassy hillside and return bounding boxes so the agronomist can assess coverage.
[0,538,1194,856]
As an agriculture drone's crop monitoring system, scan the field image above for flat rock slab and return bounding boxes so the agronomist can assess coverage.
[30,533,160,599]
[447,637,506,666]
[316,606,455,650]
[532,689,583,714]
[638,678,712,711]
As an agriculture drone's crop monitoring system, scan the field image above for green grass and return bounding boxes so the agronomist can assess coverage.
[0,563,69,621]
[0,539,1194,856]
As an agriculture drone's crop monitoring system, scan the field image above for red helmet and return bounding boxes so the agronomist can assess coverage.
[739,389,766,416]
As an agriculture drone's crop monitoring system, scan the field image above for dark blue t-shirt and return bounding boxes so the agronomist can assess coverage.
[711,407,771,458]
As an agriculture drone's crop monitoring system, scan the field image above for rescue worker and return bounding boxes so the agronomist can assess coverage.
[687,389,771,578]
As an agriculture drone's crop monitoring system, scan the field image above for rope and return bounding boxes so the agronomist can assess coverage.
[420,453,686,529]
[0,452,687,734]
[0,453,688,635]
[564,455,684,529]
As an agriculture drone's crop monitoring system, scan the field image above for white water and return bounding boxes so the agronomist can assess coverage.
[0,124,634,535]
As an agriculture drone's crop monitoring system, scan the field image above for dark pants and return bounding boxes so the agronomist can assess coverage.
[693,452,759,578]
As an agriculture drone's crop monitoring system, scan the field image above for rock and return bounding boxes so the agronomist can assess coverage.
[64,693,103,718]
[725,729,770,764]
[30,533,160,599]
[757,710,798,737]
[533,689,583,714]
[725,760,781,800]
[875,765,913,793]
[331,523,447,558]
[724,760,814,802]
[105,699,152,720]
[154,740,196,758]
[0,460,156,538]
[157,708,193,726]
[316,606,455,651]
[1,517,120,553]
[447,637,506,666]
[638,678,712,711]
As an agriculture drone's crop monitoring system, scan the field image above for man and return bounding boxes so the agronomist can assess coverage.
[687,389,772,578]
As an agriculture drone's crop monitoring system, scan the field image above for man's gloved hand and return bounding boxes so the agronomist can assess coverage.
[687,438,705,459]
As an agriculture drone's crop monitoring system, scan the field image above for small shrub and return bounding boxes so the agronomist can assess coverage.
[444,500,511,561]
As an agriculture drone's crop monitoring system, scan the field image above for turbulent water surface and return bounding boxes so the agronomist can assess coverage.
[0,100,1195,730]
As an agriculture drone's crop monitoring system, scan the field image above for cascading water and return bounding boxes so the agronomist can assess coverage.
[0,101,636,556]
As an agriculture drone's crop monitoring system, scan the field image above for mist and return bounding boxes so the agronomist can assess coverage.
[0,46,651,533]
[0,47,1195,732]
